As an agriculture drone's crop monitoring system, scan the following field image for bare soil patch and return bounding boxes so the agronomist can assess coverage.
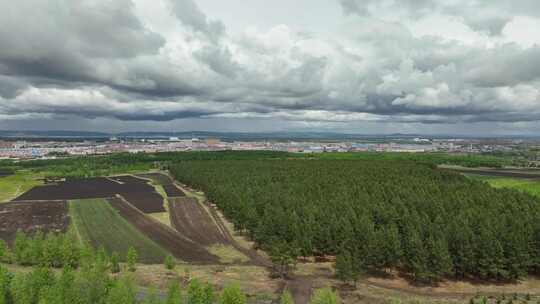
[108,197,219,264]
[162,184,185,197]
[0,200,69,243]
[122,192,166,213]
[168,197,228,245]
[136,173,173,185]
[13,177,165,213]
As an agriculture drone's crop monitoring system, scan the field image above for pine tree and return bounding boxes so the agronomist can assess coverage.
[0,265,12,304]
[309,288,340,304]
[126,247,138,272]
[164,254,175,271]
[219,285,246,304]
[280,290,295,304]
[105,276,137,304]
[111,252,121,274]
[335,251,353,284]
[165,280,182,304]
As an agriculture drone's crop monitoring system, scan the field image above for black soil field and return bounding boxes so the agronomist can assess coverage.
[136,173,173,185]
[0,169,13,177]
[108,197,219,264]
[121,192,165,213]
[162,184,185,197]
[13,177,165,213]
[0,200,69,243]
[168,197,228,246]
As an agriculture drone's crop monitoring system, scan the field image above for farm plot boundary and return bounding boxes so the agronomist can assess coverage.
[69,198,168,263]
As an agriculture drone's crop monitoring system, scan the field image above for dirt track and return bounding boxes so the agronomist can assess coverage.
[108,197,219,264]
[0,200,69,243]
[168,197,228,246]
[284,276,314,304]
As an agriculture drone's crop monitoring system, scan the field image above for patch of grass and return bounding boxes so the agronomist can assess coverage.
[69,198,169,263]
[207,244,250,264]
[466,174,540,198]
[0,171,42,202]
[149,212,171,227]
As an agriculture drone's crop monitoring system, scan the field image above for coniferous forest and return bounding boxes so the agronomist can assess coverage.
[171,160,540,283]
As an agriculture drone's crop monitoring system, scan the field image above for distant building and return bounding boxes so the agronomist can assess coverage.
[206,138,220,145]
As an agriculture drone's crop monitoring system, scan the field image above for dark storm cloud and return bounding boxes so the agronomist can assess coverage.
[0,0,540,129]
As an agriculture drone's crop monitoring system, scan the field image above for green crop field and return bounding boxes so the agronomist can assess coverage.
[0,171,42,202]
[466,174,540,198]
[69,198,168,263]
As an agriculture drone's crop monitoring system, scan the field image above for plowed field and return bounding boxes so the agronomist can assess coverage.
[0,200,69,243]
[108,197,219,264]
[168,197,228,245]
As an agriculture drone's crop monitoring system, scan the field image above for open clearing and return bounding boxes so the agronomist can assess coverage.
[108,197,219,264]
[0,200,69,243]
[69,198,168,263]
[0,171,42,202]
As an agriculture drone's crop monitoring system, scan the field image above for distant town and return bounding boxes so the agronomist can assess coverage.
[1,133,539,163]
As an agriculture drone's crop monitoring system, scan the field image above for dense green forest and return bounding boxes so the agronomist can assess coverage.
[171,160,540,283]
[0,150,516,178]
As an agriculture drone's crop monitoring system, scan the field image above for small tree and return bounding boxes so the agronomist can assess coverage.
[0,240,10,264]
[219,284,246,304]
[126,247,137,272]
[280,290,295,304]
[165,280,182,304]
[105,276,137,304]
[0,265,12,304]
[310,288,340,304]
[187,279,215,304]
[269,241,299,279]
[110,252,121,274]
[335,251,354,285]
[164,254,175,271]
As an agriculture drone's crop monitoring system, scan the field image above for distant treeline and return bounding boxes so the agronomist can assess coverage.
[171,159,540,283]
[1,151,517,178]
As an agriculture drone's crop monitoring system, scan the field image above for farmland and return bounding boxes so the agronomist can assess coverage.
[108,197,218,264]
[168,197,228,246]
[69,198,168,263]
[0,200,69,243]
[1,151,540,303]
[13,175,166,213]
[0,171,42,202]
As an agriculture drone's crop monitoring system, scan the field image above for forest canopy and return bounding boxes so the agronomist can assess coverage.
[171,159,540,283]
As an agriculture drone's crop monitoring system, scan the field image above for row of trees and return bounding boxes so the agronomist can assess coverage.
[1,231,144,273]
[171,159,540,283]
[2,149,514,179]
[0,234,341,304]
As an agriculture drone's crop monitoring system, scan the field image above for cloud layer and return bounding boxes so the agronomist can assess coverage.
[1,0,540,132]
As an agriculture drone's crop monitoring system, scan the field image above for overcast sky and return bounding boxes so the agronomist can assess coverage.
[1,0,540,135]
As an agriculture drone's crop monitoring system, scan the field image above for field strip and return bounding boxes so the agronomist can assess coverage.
[111,195,218,264]
[170,178,270,267]
[70,198,169,263]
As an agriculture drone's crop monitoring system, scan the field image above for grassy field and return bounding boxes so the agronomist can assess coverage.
[0,171,42,202]
[466,174,540,198]
[69,198,169,263]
